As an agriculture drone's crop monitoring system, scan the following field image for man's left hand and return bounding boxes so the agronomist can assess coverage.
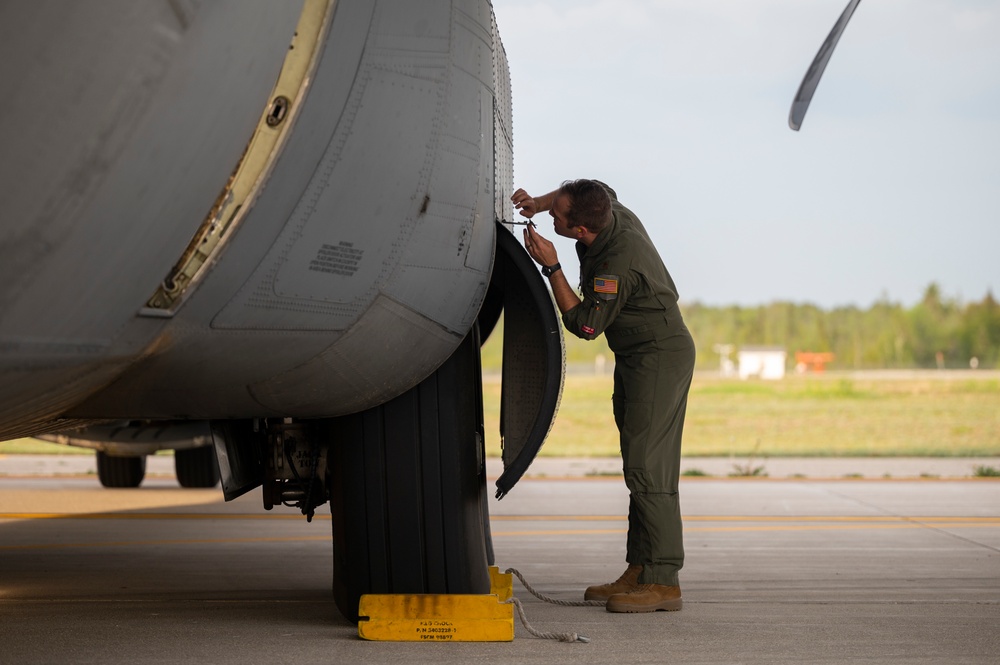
[523,224,559,267]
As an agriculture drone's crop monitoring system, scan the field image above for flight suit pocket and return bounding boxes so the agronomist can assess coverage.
[607,323,655,354]
[619,324,651,337]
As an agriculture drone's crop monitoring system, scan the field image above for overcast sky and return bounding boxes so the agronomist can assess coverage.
[493,0,999,308]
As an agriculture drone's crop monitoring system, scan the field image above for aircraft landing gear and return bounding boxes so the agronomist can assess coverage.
[175,445,220,488]
[95,450,146,488]
[261,420,329,521]
[327,327,492,622]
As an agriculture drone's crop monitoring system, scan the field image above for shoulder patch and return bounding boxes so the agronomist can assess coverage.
[594,274,619,300]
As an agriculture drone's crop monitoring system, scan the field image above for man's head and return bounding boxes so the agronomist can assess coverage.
[552,179,612,239]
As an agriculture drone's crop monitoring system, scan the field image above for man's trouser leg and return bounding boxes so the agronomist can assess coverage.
[614,336,695,587]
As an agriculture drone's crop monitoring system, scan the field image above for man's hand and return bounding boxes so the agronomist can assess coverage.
[522,224,559,267]
[511,188,538,219]
[524,224,581,315]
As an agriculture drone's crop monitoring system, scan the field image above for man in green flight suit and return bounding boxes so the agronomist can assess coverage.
[512,179,696,613]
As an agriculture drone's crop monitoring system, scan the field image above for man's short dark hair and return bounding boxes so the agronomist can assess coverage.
[558,179,612,232]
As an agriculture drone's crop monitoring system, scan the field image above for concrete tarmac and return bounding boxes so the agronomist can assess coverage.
[1,458,998,664]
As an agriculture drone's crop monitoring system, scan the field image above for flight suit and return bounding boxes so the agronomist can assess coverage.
[562,185,696,587]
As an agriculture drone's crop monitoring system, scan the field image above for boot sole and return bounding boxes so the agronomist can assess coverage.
[606,598,682,613]
[584,585,640,602]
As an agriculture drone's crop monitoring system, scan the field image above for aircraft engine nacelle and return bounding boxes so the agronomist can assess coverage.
[0,0,514,435]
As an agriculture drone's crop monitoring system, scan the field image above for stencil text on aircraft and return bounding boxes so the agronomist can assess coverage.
[309,242,364,276]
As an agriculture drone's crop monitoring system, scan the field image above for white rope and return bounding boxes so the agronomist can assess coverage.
[503,596,590,643]
[503,567,602,643]
[505,568,605,607]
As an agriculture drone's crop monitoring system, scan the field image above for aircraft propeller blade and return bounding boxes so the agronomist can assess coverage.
[788,0,863,131]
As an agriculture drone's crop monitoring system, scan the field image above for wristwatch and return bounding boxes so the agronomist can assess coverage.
[540,262,561,278]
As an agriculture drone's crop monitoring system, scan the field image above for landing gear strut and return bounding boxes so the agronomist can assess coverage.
[261,420,328,521]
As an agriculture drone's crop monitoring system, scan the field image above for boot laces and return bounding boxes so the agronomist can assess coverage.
[615,565,641,585]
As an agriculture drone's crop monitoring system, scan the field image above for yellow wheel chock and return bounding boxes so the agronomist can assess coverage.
[357,567,514,642]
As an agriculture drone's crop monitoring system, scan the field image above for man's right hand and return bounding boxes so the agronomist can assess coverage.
[511,188,537,219]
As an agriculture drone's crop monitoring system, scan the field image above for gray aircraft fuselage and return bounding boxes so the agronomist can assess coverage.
[0,0,513,438]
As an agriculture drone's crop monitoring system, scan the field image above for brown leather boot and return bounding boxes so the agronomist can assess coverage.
[606,583,683,613]
[583,564,642,601]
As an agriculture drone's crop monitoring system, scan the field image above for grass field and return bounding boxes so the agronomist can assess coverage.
[480,316,999,458]
[3,373,997,459]
[483,372,1000,458]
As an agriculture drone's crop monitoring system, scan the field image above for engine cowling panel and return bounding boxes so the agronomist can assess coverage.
[0,0,509,432]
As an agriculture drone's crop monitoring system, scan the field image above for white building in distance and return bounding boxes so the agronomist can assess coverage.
[738,346,787,380]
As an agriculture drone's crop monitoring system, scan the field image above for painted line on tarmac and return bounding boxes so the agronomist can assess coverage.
[492,523,1000,537]
[7,522,1000,551]
[491,515,1000,524]
[3,513,997,524]
[491,514,1000,536]
[498,476,1000,482]
[4,521,996,551]
[2,515,996,552]
[0,535,330,551]
[0,512,330,521]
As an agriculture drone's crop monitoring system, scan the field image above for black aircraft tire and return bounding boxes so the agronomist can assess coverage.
[95,451,146,488]
[175,446,221,488]
[327,329,492,622]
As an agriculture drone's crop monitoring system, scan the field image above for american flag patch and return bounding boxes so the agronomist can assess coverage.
[594,276,618,294]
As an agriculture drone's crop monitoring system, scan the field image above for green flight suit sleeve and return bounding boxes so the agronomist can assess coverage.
[562,257,634,341]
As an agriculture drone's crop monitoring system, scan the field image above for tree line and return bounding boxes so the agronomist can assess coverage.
[683,284,1000,371]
